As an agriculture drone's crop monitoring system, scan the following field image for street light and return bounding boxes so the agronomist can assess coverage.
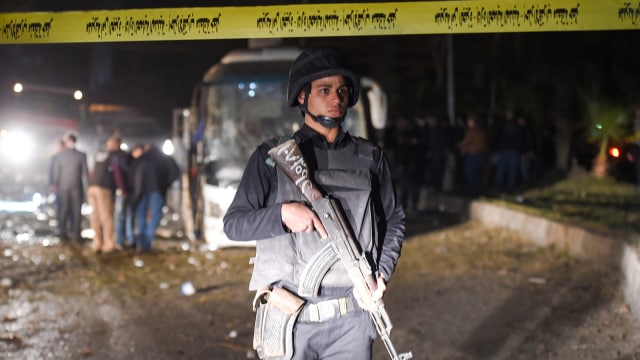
[10,81,87,122]
[13,82,83,100]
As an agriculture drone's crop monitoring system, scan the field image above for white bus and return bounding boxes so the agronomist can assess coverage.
[175,46,388,249]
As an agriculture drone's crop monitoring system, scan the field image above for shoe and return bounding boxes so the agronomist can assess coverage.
[137,247,155,254]
[114,244,124,251]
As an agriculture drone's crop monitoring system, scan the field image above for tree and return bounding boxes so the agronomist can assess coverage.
[584,100,628,178]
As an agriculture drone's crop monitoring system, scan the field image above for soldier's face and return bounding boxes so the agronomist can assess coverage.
[299,75,348,119]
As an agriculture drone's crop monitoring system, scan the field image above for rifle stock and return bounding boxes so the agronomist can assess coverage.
[268,139,413,360]
[267,139,322,202]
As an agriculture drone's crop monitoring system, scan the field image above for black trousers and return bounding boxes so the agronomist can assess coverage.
[58,188,83,240]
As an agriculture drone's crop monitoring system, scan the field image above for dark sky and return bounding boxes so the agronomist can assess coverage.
[0,1,411,130]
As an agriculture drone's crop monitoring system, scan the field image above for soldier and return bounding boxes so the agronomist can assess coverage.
[224,47,406,359]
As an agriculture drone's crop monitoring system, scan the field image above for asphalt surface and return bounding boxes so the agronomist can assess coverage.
[1,205,640,359]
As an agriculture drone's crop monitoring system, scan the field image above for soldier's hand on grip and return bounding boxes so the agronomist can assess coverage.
[281,202,328,238]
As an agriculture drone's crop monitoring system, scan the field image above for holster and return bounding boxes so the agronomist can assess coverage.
[252,286,306,360]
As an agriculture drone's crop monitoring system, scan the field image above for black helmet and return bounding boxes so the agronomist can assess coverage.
[287,47,360,107]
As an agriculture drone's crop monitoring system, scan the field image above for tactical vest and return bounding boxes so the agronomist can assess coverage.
[249,138,378,295]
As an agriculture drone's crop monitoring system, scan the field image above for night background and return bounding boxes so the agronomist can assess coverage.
[3,3,640,359]
[1,1,639,176]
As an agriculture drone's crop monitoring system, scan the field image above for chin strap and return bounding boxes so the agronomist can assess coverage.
[303,108,345,129]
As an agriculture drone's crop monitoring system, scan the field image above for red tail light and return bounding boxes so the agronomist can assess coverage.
[609,147,621,158]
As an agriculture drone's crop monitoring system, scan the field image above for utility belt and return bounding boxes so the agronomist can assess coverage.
[298,294,357,323]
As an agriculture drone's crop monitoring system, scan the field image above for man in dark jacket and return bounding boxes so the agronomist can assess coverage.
[223,47,406,360]
[130,144,180,252]
[53,131,89,242]
[493,110,525,194]
[114,145,135,250]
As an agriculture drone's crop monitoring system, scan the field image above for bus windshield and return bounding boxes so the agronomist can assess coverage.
[200,79,366,165]
[200,78,299,164]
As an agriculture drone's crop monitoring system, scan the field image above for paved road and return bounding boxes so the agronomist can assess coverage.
[1,207,639,359]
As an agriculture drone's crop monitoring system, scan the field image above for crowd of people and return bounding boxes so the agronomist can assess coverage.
[384,109,538,212]
[48,130,180,254]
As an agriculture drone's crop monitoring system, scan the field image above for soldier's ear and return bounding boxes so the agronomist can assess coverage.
[297,90,306,105]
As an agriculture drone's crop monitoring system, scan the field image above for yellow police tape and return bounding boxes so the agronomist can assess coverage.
[0,0,638,44]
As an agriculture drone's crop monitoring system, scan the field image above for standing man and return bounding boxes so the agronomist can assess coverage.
[53,131,89,242]
[114,143,135,250]
[627,105,640,188]
[87,136,127,253]
[224,47,406,359]
[423,115,452,193]
[131,144,180,253]
[459,115,487,197]
[517,115,536,191]
[493,110,524,195]
[48,138,66,224]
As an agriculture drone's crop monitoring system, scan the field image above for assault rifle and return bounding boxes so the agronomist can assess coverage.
[268,139,413,360]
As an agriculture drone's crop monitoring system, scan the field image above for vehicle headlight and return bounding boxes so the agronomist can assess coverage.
[1,130,34,163]
[162,138,174,156]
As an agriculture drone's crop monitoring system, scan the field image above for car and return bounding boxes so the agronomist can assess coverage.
[607,141,637,184]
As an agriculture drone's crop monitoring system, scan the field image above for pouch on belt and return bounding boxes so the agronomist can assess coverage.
[253,286,306,360]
